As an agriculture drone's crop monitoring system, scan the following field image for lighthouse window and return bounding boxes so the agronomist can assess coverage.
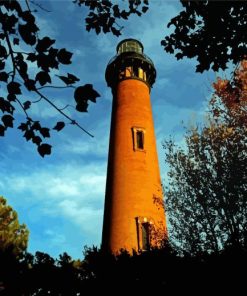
[132,127,145,151]
[138,68,144,79]
[142,222,150,251]
[136,131,144,149]
[125,66,132,77]
[143,71,147,81]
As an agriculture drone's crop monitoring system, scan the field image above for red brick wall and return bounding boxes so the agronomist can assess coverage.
[102,79,167,253]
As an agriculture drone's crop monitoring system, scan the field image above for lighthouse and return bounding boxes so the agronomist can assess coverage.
[102,39,167,254]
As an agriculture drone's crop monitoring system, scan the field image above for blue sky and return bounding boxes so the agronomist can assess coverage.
[0,0,223,259]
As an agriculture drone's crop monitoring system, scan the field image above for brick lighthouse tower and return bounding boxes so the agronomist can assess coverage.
[102,39,166,254]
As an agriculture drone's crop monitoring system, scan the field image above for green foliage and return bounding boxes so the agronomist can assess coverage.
[164,64,247,254]
[162,1,247,72]
[0,196,29,256]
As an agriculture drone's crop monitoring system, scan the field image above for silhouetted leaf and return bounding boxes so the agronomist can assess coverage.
[18,123,28,132]
[7,81,21,95]
[76,101,88,112]
[23,101,31,110]
[16,55,28,78]
[24,79,36,91]
[111,27,121,36]
[57,75,71,85]
[0,124,5,136]
[0,45,7,58]
[0,71,9,82]
[57,48,73,64]
[36,71,51,86]
[36,37,55,53]
[67,73,80,82]
[57,73,79,85]
[134,10,142,17]
[74,84,100,104]
[21,10,35,23]
[7,94,16,102]
[142,6,149,13]
[32,136,42,146]
[27,53,37,62]
[24,129,34,141]
[0,97,14,114]
[13,38,19,45]
[113,4,120,17]
[2,14,18,33]
[0,97,5,113]
[38,143,52,157]
[2,114,14,128]
[18,24,36,45]
[121,10,129,19]
[0,60,5,70]
[40,128,50,138]
[175,52,183,60]
[53,121,65,131]
[32,121,41,131]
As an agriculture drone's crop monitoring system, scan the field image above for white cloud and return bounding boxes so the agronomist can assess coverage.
[91,34,116,56]
[35,14,59,39]
[58,199,103,235]
[4,161,106,199]
[61,136,109,157]
[44,229,66,246]
[1,159,106,254]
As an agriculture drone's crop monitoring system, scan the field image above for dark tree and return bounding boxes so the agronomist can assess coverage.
[162,1,247,72]
[0,195,29,294]
[163,61,247,254]
[1,245,247,294]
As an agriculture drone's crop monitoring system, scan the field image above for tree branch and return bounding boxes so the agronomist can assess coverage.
[25,0,32,12]
[59,104,75,111]
[30,0,51,12]
[1,9,93,138]
[35,89,94,137]
[31,97,42,103]
[36,85,76,90]
[3,24,16,82]
[15,97,30,120]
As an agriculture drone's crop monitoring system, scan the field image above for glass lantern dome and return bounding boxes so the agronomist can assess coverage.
[106,39,156,89]
[117,39,143,54]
